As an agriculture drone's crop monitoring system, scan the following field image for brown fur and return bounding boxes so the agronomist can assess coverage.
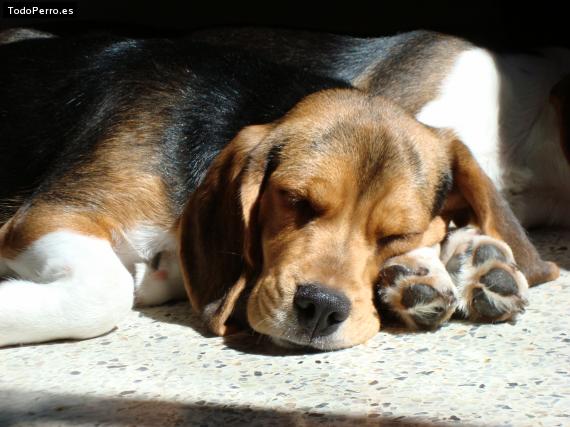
[354,33,471,114]
[0,108,174,259]
[0,84,556,348]
[440,133,559,285]
[178,88,556,349]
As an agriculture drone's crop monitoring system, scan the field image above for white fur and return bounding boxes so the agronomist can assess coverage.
[0,223,186,346]
[117,225,185,307]
[0,232,134,347]
[381,246,458,329]
[416,48,503,185]
[116,224,176,267]
[382,228,529,327]
[441,228,528,321]
[134,251,185,307]
[417,47,570,227]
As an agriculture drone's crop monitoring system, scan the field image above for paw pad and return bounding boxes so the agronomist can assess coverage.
[401,284,438,308]
[442,231,528,323]
[479,268,518,296]
[473,244,507,266]
[377,254,457,331]
[471,288,506,319]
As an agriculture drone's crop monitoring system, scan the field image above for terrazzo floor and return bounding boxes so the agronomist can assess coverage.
[1,229,569,427]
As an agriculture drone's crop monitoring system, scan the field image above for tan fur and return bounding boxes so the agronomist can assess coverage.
[354,33,472,114]
[0,108,174,259]
[178,88,556,349]
[0,84,556,349]
[440,134,559,285]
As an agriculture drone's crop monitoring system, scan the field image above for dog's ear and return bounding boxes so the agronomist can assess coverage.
[442,137,559,285]
[177,124,272,336]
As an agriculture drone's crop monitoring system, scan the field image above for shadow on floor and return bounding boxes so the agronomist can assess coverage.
[222,331,321,356]
[133,228,569,357]
[530,227,570,270]
[0,389,473,427]
[136,301,213,338]
[136,302,303,356]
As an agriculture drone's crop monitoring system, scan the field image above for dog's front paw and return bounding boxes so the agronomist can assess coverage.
[441,228,528,323]
[376,247,458,330]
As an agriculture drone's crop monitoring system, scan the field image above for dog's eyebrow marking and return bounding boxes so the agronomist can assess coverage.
[431,170,453,216]
[260,143,283,189]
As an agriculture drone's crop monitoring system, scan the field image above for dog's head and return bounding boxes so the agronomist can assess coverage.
[178,89,558,350]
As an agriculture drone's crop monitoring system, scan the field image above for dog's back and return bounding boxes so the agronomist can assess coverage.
[0,33,348,223]
[192,27,570,227]
[192,28,472,113]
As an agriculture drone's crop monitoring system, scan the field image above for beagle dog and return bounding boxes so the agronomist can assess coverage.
[0,29,559,350]
[191,27,570,331]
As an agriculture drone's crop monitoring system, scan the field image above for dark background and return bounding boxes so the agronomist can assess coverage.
[0,1,569,50]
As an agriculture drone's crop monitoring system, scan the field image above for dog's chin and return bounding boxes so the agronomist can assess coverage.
[270,337,310,350]
[269,335,351,352]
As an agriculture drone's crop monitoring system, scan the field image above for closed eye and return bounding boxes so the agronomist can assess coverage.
[278,189,321,223]
[377,232,421,247]
[278,189,303,206]
[377,234,406,246]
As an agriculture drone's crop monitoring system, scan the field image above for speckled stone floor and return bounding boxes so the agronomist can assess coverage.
[1,229,569,427]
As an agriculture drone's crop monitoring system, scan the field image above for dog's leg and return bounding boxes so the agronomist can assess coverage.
[377,246,458,330]
[134,250,186,307]
[440,227,528,322]
[0,230,134,347]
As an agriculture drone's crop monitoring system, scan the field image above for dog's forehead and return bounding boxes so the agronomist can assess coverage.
[273,89,437,158]
[271,120,422,184]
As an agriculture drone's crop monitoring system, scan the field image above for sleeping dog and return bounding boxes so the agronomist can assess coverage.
[192,27,570,329]
[0,29,559,350]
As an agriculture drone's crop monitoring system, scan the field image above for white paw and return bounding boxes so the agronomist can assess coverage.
[134,251,185,307]
[376,247,458,330]
[441,228,528,322]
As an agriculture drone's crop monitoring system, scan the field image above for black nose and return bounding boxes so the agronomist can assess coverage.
[294,284,351,337]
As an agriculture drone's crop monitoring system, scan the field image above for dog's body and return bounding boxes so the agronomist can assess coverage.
[193,29,570,228]
[0,29,561,350]
[0,32,351,346]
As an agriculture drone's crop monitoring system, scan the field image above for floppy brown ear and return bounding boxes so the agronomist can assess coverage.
[177,124,272,336]
[443,138,559,286]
